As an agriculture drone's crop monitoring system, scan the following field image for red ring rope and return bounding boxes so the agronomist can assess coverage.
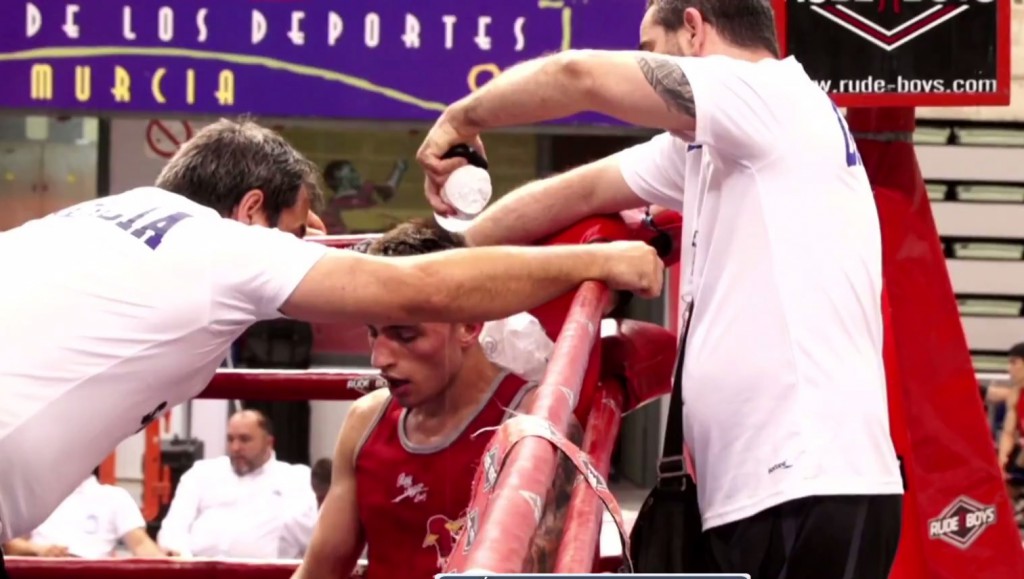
[199,369,381,401]
[4,557,304,579]
[554,378,626,572]
[446,281,611,573]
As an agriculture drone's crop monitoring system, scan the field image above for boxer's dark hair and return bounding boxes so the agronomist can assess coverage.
[155,117,324,224]
[1010,342,1024,361]
[366,219,466,257]
[646,0,779,57]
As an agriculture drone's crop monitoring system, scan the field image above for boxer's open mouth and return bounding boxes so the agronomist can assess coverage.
[385,377,411,393]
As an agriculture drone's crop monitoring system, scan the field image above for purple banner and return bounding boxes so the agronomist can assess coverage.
[0,0,641,124]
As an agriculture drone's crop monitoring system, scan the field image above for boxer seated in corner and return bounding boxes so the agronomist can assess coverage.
[292,220,583,579]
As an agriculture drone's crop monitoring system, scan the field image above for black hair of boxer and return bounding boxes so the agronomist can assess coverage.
[366,219,466,257]
[1010,342,1024,361]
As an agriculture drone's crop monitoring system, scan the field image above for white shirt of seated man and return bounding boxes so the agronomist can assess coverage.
[157,410,317,559]
[28,475,146,558]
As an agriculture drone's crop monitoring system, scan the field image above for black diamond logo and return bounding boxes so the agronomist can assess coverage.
[927,495,996,549]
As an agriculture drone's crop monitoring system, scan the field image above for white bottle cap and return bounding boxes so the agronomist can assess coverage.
[434,165,493,233]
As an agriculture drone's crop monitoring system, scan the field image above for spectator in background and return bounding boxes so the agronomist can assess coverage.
[997,344,1024,485]
[2,470,164,558]
[310,459,332,509]
[157,410,317,559]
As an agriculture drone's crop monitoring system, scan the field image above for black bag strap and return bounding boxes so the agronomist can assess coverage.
[657,300,693,486]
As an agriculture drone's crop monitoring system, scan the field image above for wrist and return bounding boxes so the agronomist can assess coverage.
[446,98,483,135]
[573,244,611,281]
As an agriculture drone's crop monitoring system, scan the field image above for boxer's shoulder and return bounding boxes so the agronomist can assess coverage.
[350,387,391,419]
[342,388,392,454]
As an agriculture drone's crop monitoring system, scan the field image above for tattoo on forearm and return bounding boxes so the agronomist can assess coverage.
[522,418,585,573]
[635,55,696,118]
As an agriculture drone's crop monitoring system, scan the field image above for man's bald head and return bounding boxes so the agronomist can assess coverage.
[226,409,275,475]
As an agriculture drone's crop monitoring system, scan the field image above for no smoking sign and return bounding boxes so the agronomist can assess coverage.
[144,119,194,160]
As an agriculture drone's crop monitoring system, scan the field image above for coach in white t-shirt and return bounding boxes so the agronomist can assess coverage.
[414,1,903,578]
[0,119,665,557]
[5,474,163,559]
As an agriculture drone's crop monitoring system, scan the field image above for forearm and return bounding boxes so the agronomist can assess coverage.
[467,156,645,247]
[999,431,1017,463]
[468,179,596,247]
[3,538,40,556]
[286,239,662,324]
[131,542,168,558]
[412,245,605,322]
[450,52,589,132]
[449,50,694,136]
[124,530,167,558]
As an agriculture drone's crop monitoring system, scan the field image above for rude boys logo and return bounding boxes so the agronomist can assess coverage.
[927,495,997,549]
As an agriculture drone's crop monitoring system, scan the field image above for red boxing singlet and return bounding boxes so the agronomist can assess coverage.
[355,370,534,579]
[1016,387,1024,437]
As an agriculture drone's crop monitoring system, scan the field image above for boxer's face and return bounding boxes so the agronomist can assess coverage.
[369,322,482,408]
[1010,356,1024,385]
[232,185,313,238]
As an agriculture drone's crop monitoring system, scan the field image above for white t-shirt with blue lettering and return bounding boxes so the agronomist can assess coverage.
[0,187,327,542]
[619,55,903,530]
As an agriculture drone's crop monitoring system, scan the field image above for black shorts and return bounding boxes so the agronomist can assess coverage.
[0,544,8,579]
[706,494,903,579]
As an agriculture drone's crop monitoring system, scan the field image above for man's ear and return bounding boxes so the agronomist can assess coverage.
[458,322,484,345]
[683,7,707,49]
[232,189,266,224]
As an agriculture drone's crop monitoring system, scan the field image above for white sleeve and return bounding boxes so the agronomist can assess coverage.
[277,467,318,559]
[156,468,201,557]
[108,487,146,538]
[210,224,329,322]
[617,132,688,212]
[673,55,778,160]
